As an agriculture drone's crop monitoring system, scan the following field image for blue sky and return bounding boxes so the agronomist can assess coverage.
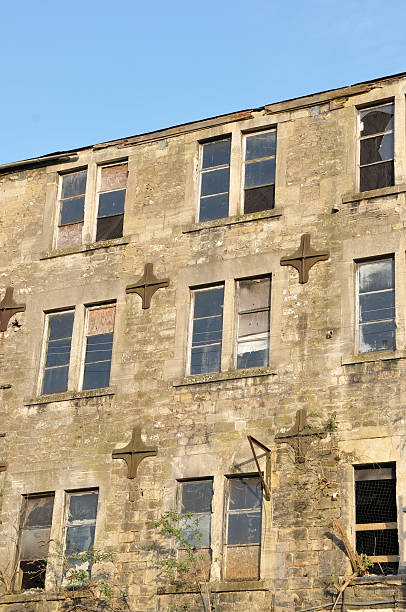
[1,0,405,165]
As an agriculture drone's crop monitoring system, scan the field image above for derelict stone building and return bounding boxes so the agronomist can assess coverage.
[1,72,406,612]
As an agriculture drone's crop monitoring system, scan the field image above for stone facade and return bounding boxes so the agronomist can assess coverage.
[1,73,406,611]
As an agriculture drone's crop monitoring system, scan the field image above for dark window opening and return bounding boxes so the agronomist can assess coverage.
[359,103,394,192]
[243,131,276,213]
[96,164,127,241]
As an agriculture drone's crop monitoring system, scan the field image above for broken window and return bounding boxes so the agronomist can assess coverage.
[96,163,127,241]
[199,138,231,222]
[359,102,394,192]
[178,479,213,548]
[64,490,99,574]
[243,130,276,213]
[189,286,224,375]
[41,311,74,395]
[235,277,271,369]
[18,494,55,589]
[82,304,115,390]
[57,170,87,248]
[355,464,398,575]
[357,258,395,353]
[224,476,262,580]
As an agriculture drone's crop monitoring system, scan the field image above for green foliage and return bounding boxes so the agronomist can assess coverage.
[153,511,203,579]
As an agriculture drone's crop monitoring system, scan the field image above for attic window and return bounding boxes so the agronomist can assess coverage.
[359,102,394,192]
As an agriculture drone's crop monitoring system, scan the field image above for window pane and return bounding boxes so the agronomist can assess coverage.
[21,528,51,560]
[60,197,85,226]
[84,333,113,364]
[239,278,270,311]
[245,131,276,161]
[229,478,261,511]
[48,312,74,341]
[237,345,268,369]
[244,185,275,213]
[192,317,223,347]
[359,291,395,323]
[201,168,230,197]
[190,344,221,375]
[180,514,211,548]
[238,311,269,339]
[359,320,396,353]
[181,481,213,514]
[42,365,69,395]
[96,214,124,241]
[61,171,87,199]
[82,360,111,390]
[68,492,99,522]
[98,189,126,218]
[45,338,72,368]
[360,104,394,137]
[65,525,95,557]
[360,160,394,191]
[24,497,54,528]
[359,260,394,293]
[199,193,229,222]
[87,306,115,336]
[360,133,394,165]
[227,512,261,545]
[202,139,230,169]
[245,158,275,189]
[194,288,224,319]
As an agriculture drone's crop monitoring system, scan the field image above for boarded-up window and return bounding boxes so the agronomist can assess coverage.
[57,171,87,248]
[224,477,262,580]
[199,138,231,222]
[41,311,74,395]
[357,258,395,353]
[19,494,55,589]
[189,286,224,375]
[359,103,394,192]
[82,305,115,390]
[64,490,99,574]
[243,130,276,213]
[236,277,271,369]
[96,163,127,241]
[355,464,398,575]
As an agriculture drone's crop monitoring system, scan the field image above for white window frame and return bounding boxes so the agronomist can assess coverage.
[197,138,231,223]
[94,161,128,242]
[54,169,88,249]
[38,309,76,397]
[241,128,277,214]
[78,302,116,392]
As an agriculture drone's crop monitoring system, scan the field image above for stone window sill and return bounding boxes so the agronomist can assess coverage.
[182,208,282,233]
[159,580,267,594]
[24,386,116,406]
[352,574,405,585]
[0,591,67,604]
[342,184,406,205]
[40,235,131,260]
[341,350,406,366]
[173,367,276,387]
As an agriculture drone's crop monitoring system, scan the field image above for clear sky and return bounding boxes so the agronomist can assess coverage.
[1,0,405,165]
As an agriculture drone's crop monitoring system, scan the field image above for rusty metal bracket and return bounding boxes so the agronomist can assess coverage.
[247,435,271,501]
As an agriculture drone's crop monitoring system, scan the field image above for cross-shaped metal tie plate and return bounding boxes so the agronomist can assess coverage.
[126,263,169,309]
[112,427,157,479]
[0,287,26,332]
[280,234,329,284]
[275,409,325,463]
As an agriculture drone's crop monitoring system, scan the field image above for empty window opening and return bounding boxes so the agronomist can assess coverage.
[96,163,127,241]
[359,103,394,192]
[41,311,74,395]
[57,171,87,248]
[224,476,262,580]
[18,494,55,590]
[355,464,398,575]
[189,286,224,375]
[357,258,395,354]
[236,276,271,369]
[199,139,231,222]
[82,305,115,390]
[243,130,276,213]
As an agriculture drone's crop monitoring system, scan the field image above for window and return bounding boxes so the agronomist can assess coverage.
[96,163,127,241]
[243,130,276,213]
[355,464,398,575]
[57,171,87,249]
[64,490,99,573]
[357,258,395,353]
[359,102,394,192]
[189,285,224,375]
[18,494,55,589]
[178,480,213,578]
[224,476,262,580]
[235,277,271,369]
[199,138,231,222]
[82,304,116,390]
[41,311,74,395]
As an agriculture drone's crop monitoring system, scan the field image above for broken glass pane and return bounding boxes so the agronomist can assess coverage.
[100,164,127,191]
[360,160,394,191]
[359,260,394,293]
[60,197,85,226]
[199,193,229,222]
[359,291,395,323]
[191,344,221,375]
[245,158,275,189]
[68,492,99,522]
[62,171,87,199]
[202,139,231,169]
[21,528,51,560]
[360,133,394,165]
[96,214,123,241]
[244,185,275,213]
[360,104,394,137]
[245,131,276,161]
[65,525,95,557]
[359,320,396,353]
[239,278,270,312]
[24,496,54,528]
[42,365,69,395]
[201,168,230,197]
[57,222,83,248]
[20,560,47,589]
[229,478,261,511]
[180,514,211,548]
[181,481,213,514]
[227,512,261,545]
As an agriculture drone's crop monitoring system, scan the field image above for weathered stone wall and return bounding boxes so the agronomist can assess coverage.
[1,74,406,611]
